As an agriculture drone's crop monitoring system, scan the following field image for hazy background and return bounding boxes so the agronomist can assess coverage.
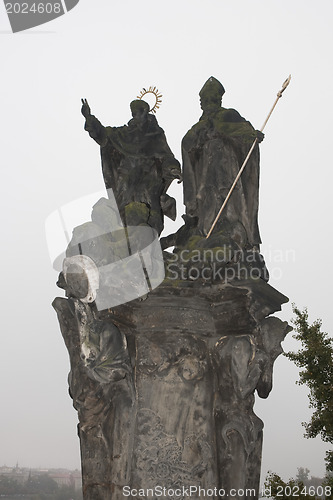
[1,0,332,483]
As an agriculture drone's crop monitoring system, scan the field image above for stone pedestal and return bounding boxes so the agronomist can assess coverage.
[53,278,290,500]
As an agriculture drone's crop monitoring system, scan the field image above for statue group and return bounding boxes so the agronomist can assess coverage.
[53,77,291,499]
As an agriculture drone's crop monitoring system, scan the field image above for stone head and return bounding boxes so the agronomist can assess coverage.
[199,76,225,113]
[130,99,150,130]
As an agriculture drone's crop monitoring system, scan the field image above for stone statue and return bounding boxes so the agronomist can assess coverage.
[162,76,268,283]
[81,98,181,235]
[182,76,263,246]
[53,83,291,499]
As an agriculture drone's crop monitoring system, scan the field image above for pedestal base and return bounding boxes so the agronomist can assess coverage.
[53,278,290,500]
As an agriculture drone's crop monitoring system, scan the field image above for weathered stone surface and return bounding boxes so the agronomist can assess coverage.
[168,76,265,264]
[53,278,291,499]
[81,98,181,235]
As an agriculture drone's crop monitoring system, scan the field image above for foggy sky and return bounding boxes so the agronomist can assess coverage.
[1,0,332,483]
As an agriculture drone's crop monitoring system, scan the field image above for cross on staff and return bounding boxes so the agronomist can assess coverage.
[205,75,292,240]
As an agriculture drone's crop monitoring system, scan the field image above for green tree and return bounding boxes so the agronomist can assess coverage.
[264,471,320,500]
[286,306,333,476]
[265,305,333,500]
[26,473,58,495]
[265,306,333,499]
[0,476,23,495]
[296,467,310,483]
[56,483,83,499]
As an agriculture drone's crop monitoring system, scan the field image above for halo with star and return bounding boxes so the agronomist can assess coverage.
[137,86,162,113]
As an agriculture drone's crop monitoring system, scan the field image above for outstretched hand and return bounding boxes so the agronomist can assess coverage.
[81,98,91,118]
[256,130,265,143]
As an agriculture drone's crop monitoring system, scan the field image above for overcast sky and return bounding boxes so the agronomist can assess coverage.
[1,0,333,484]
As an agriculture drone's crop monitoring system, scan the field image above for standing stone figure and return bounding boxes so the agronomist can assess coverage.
[53,83,291,500]
[182,76,264,246]
[81,98,181,235]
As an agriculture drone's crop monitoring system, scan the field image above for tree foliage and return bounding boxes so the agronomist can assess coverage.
[26,474,58,494]
[286,306,333,474]
[264,471,320,500]
[0,473,82,499]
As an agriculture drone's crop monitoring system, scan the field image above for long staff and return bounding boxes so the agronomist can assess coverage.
[205,75,291,239]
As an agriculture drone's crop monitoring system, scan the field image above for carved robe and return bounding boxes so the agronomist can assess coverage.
[182,107,261,246]
[84,113,180,234]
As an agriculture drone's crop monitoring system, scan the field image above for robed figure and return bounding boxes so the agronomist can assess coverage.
[182,77,263,248]
[81,99,181,235]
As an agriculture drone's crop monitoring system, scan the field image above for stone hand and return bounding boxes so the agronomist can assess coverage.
[256,130,265,143]
[81,98,91,118]
[171,168,183,183]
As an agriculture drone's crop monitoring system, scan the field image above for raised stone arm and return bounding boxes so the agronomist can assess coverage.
[81,98,91,119]
[81,98,107,147]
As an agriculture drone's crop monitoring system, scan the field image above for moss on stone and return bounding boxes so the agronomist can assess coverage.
[125,202,150,226]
